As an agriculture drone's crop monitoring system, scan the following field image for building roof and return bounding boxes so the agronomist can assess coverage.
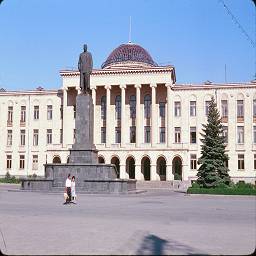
[101,43,157,69]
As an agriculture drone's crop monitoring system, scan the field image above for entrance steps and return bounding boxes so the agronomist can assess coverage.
[136,180,191,191]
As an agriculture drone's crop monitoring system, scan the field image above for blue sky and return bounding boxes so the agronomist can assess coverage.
[0,0,254,90]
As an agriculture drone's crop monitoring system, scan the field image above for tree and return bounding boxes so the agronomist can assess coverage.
[197,97,231,188]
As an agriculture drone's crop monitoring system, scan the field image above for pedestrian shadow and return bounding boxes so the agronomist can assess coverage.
[136,234,205,255]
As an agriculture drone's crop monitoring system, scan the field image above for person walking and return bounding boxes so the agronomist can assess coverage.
[64,174,72,204]
[71,176,77,202]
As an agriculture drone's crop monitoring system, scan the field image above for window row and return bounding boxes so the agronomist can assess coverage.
[6,105,64,124]
[5,125,256,146]
[6,129,65,146]
[100,126,198,144]
[6,154,38,170]
[189,154,256,171]
[5,154,256,171]
[100,96,256,121]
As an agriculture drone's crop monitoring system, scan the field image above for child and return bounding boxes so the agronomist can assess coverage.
[71,176,77,202]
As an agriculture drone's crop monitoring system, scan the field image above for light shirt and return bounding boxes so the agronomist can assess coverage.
[65,178,71,187]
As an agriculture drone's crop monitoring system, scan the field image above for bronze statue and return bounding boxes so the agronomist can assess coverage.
[78,44,93,94]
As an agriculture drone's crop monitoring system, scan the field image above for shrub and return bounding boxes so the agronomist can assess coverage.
[5,171,11,180]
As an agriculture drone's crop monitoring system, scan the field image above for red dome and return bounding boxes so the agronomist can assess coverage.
[101,43,157,69]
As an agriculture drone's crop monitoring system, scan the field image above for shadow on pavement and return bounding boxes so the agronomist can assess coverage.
[136,234,205,255]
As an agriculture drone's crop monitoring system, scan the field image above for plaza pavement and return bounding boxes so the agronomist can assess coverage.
[0,184,255,255]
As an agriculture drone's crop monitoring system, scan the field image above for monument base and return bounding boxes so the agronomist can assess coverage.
[20,163,136,194]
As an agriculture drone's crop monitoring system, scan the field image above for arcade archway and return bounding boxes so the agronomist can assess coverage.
[141,156,151,181]
[172,156,182,180]
[126,156,135,179]
[53,156,61,164]
[157,156,166,181]
[111,156,120,178]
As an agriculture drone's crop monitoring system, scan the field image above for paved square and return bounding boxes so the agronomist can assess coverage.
[0,184,255,255]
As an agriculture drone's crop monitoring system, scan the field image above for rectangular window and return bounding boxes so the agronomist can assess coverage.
[73,105,76,119]
[190,154,197,170]
[254,126,256,144]
[7,130,12,146]
[205,101,211,116]
[237,126,244,144]
[101,127,106,143]
[253,99,256,118]
[221,100,228,118]
[159,102,166,118]
[47,129,52,144]
[190,101,196,116]
[20,106,26,123]
[254,154,256,170]
[115,127,121,143]
[237,100,244,118]
[20,130,26,146]
[130,126,136,143]
[73,129,76,143]
[159,127,165,143]
[32,155,38,170]
[60,129,63,144]
[33,129,39,146]
[60,105,63,119]
[6,155,12,169]
[34,105,39,120]
[19,155,25,169]
[222,126,228,143]
[7,106,13,124]
[174,101,181,117]
[190,127,197,144]
[175,127,181,143]
[238,154,244,170]
[47,105,53,120]
[144,126,151,143]
[130,96,136,118]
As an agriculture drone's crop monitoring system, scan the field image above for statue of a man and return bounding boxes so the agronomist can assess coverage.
[78,44,93,94]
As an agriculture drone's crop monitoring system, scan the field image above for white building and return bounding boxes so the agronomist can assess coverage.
[0,43,256,184]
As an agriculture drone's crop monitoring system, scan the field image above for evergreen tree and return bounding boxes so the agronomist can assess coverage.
[197,97,231,188]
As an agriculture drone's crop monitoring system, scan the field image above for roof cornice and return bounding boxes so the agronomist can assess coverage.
[173,83,256,90]
[60,66,174,77]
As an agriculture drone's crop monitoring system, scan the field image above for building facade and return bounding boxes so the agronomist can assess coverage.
[0,43,256,184]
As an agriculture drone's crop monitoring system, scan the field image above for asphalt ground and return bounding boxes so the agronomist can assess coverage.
[0,184,255,255]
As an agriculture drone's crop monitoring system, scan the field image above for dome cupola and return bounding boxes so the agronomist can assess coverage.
[101,43,157,69]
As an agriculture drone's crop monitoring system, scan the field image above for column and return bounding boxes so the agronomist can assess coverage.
[91,87,96,105]
[119,164,126,179]
[135,164,141,180]
[62,88,68,147]
[76,86,81,95]
[120,84,126,147]
[105,85,111,147]
[166,164,174,180]
[150,83,157,147]
[135,84,141,147]
[91,87,96,144]
[150,164,157,181]
[166,82,173,148]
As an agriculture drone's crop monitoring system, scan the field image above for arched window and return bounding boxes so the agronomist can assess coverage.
[115,95,121,119]
[144,94,151,118]
[101,96,106,120]
[130,95,136,118]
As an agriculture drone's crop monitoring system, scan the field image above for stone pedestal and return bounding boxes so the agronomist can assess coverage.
[69,94,98,164]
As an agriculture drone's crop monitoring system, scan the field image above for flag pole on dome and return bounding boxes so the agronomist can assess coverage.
[129,16,132,44]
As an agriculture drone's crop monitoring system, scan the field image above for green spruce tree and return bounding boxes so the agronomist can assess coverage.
[197,97,231,188]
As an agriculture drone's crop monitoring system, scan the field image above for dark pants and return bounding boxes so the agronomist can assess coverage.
[80,72,90,92]
[66,187,71,203]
